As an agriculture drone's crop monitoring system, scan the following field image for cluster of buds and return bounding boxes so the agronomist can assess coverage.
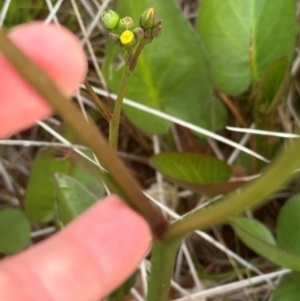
[101,8,162,50]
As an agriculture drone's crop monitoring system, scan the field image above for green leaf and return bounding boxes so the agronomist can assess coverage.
[25,125,104,223]
[103,0,227,134]
[54,173,98,225]
[271,272,300,301]
[24,148,72,222]
[4,0,46,28]
[25,147,104,223]
[150,152,236,196]
[150,152,231,183]
[231,217,276,245]
[230,217,300,271]
[196,0,296,95]
[252,0,295,80]
[277,194,300,256]
[59,125,106,197]
[71,163,105,197]
[251,56,289,114]
[0,209,31,254]
[169,180,244,197]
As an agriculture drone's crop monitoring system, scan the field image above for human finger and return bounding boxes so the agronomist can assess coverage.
[0,22,87,138]
[0,195,151,301]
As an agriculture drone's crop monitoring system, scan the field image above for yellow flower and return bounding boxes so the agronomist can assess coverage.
[120,30,136,47]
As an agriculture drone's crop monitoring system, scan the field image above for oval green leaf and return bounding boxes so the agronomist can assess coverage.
[0,208,31,254]
[25,127,105,222]
[150,152,232,186]
[231,217,276,245]
[196,0,296,95]
[251,56,289,114]
[230,217,300,271]
[271,272,300,301]
[103,0,227,134]
[54,173,98,225]
[277,194,300,256]
[24,148,73,222]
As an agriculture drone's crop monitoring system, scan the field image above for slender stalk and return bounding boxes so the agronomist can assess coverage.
[108,42,147,150]
[109,64,131,150]
[164,138,300,242]
[147,138,300,301]
[129,42,146,72]
[0,28,169,239]
[84,80,112,122]
[146,238,181,301]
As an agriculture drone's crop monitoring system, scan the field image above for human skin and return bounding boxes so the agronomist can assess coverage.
[0,23,151,301]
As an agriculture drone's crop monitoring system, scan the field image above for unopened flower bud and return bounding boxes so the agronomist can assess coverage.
[133,27,144,43]
[120,30,136,48]
[109,32,122,47]
[151,21,162,38]
[101,10,119,29]
[115,17,135,34]
[143,29,153,44]
[140,7,156,30]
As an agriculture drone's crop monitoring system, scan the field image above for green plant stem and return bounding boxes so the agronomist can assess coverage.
[0,28,169,239]
[109,64,130,150]
[84,80,112,122]
[164,138,300,242]
[129,42,146,72]
[146,238,181,301]
[108,42,146,150]
[147,138,300,301]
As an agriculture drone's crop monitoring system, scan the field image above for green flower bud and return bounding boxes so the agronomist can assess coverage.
[143,29,153,44]
[133,27,144,43]
[140,7,156,30]
[101,10,120,29]
[115,17,135,34]
[120,30,136,48]
[109,32,122,47]
[151,21,162,38]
